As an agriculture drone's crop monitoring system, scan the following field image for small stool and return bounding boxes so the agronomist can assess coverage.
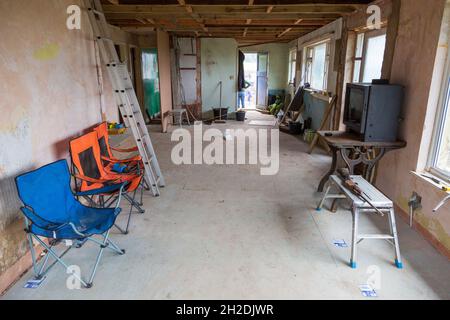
[317,175,403,269]
[169,109,190,127]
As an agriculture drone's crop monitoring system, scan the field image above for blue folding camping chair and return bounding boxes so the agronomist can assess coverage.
[15,160,126,288]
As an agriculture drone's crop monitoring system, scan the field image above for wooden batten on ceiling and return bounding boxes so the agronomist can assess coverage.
[101,1,371,43]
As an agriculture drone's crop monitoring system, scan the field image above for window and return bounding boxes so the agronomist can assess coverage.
[430,70,450,182]
[352,29,387,83]
[288,48,297,85]
[305,40,330,91]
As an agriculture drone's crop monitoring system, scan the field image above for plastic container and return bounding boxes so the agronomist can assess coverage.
[236,111,246,121]
[288,121,302,135]
[213,108,229,121]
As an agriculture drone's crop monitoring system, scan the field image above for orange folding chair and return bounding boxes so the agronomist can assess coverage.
[93,122,143,174]
[70,131,144,234]
[93,122,148,206]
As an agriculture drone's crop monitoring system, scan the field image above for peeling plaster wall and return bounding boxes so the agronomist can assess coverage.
[376,0,450,255]
[0,0,136,291]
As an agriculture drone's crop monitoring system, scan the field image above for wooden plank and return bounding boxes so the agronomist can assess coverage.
[106,13,342,21]
[103,5,361,15]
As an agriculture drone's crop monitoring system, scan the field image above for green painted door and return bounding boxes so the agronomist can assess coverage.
[142,49,161,117]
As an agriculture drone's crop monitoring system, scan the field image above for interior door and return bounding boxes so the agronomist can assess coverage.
[256,52,269,109]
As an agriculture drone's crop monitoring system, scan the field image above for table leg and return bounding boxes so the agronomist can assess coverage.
[365,148,386,182]
[318,147,338,192]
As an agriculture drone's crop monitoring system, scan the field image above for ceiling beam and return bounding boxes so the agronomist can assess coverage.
[177,0,210,35]
[103,4,361,15]
[277,18,303,38]
[106,13,342,20]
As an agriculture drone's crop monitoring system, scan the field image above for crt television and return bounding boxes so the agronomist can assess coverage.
[343,83,404,142]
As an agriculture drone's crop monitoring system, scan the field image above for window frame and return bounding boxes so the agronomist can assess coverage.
[428,46,450,183]
[288,47,297,86]
[305,39,331,91]
[353,28,387,83]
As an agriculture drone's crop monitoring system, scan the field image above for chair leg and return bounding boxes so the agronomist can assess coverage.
[389,208,403,269]
[139,182,144,206]
[123,193,145,214]
[350,206,359,269]
[124,190,137,234]
[25,219,39,277]
[31,235,89,288]
[86,231,111,287]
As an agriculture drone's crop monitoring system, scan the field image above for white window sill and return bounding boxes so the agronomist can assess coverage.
[304,88,330,102]
[411,171,450,193]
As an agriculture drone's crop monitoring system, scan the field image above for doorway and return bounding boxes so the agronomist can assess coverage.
[243,53,257,109]
[243,52,269,110]
[142,48,161,118]
[256,52,269,109]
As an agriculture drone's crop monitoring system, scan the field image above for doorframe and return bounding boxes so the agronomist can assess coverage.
[256,51,269,109]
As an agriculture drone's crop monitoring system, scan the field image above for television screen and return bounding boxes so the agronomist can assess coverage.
[347,88,365,123]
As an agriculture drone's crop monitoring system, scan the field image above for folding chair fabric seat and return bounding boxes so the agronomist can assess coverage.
[70,131,145,234]
[16,160,122,239]
[70,131,142,194]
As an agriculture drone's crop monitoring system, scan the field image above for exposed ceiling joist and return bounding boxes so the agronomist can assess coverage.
[102,1,369,43]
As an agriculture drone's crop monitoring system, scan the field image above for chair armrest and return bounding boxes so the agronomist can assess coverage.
[21,207,67,231]
[101,155,142,163]
[111,146,139,153]
[75,182,128,197]
[74,174,121,184]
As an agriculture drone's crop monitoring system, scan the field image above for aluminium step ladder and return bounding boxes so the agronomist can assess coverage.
[85,0,165,196]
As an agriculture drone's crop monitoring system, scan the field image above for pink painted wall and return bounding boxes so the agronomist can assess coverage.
[0,0,118,292]
[377,0,450,254]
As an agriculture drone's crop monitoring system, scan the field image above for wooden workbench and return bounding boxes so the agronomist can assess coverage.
[317,131,407,192]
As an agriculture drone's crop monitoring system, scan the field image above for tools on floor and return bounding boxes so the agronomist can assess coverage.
[86,0,165,197]
[337,168,386,217]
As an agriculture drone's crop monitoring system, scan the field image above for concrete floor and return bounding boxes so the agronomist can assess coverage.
[3,111,450,300]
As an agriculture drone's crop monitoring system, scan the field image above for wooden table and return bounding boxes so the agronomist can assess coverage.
[317,131,406,192]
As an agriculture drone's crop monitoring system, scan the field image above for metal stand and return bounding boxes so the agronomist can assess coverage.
[317,175,403,269]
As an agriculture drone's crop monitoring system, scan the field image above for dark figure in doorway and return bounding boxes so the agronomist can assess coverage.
[238,50,251,109]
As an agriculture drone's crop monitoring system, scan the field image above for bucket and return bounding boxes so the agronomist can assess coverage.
[236,111,246,121]
[213,108,229,121]
[304,129,315,143]
[288,121,302,135]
